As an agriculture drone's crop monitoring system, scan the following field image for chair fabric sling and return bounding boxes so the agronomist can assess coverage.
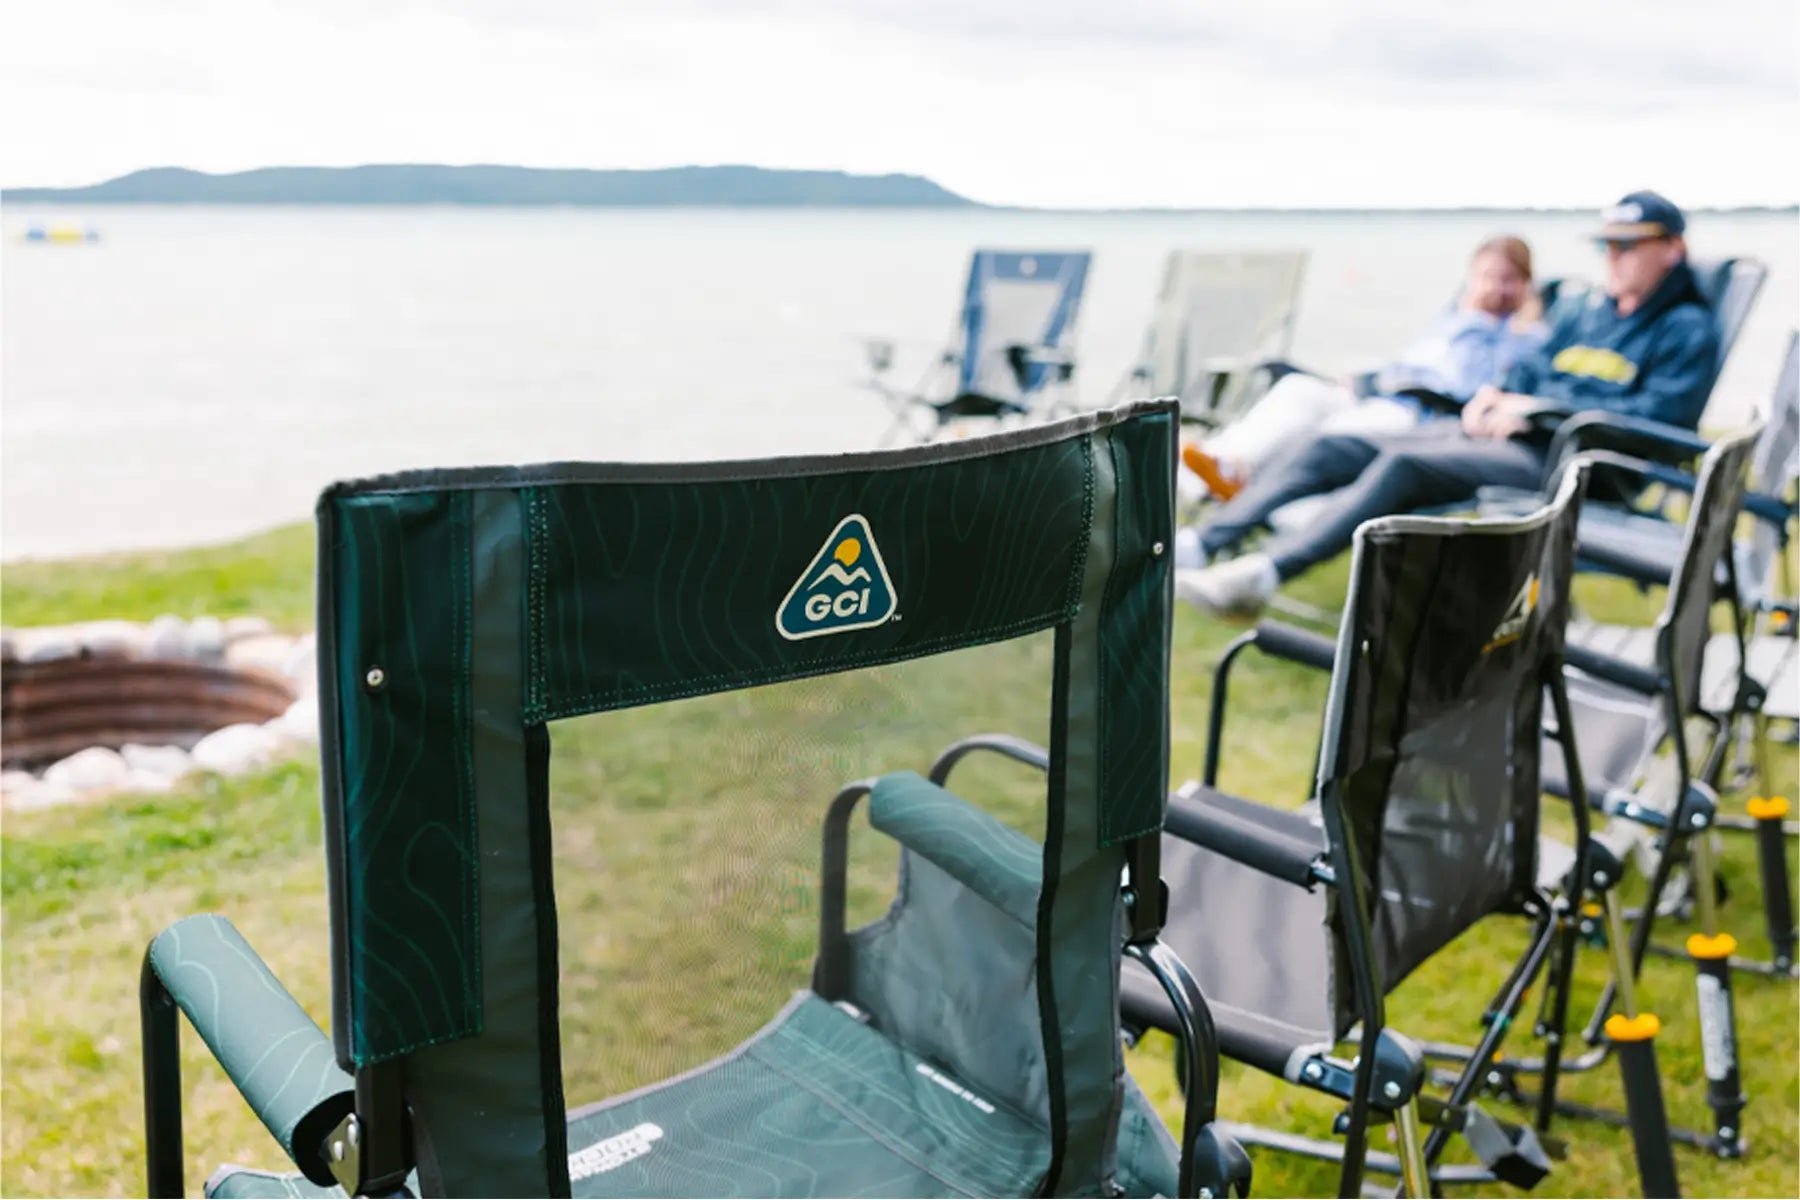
[1122,464,1590,1192]
[141,401,1208,1200]
[1119,250,1309,423]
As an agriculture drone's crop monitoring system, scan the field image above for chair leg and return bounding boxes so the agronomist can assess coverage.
[1686,832,1749,1157]
[1601,891,1683,1199]
[1393,1099,1430,1199]
[140,953,185,1200]
[1749,713,1798,972]
[1535,907,1584,1133]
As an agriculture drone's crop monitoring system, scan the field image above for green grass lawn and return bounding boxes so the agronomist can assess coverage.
[2,524,1795,1198]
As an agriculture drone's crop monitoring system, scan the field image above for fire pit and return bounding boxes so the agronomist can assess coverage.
[0,616,316,809]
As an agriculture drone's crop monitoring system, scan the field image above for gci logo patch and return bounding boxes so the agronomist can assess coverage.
[775,514,897,641]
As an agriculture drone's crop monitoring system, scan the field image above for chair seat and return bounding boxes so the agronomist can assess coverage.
[1567,618,1798,722]
[1708,631,1799,722]
[1547,625,1667,804]
[209,995,1056,1199]
[1123,792,1335,1084]
[1574,507,1683,581]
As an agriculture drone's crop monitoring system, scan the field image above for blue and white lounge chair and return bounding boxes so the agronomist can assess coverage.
[865,249,1091,444]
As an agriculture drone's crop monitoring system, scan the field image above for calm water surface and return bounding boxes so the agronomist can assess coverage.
[3,206,1793,559]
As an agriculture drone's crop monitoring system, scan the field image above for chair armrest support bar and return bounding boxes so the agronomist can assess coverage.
[142,915,356,1190]
[1163,789,1325,889]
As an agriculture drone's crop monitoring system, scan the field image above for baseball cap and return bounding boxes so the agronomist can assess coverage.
[1593,191,1686,243]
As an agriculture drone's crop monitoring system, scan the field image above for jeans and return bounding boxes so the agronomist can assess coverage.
[1197,423,1547,580]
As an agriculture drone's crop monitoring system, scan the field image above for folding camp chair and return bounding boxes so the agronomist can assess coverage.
[864,249,1091,445]
[1132,464,1643,1196]
[139,401,1254,1199]
[1446,428,1762,1166]
[1493,333,1799,979]
[1111,250,1308,428]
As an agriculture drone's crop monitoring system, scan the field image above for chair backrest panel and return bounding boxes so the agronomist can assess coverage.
[1315,465,1587,1021]
[956,250,1091,403]
[1654,426,1761,710]
[1141,250,1308,402]
[1741,331,1798,603]
[1689,256,1768,380]
[314,402,1177,1195]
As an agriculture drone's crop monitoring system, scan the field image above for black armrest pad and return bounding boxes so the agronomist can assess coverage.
[1576,536,1671,587]
[1394,386,1464,414]
[1564,643,1661,697]
[1550,411,1709,469]
[1254,620,1337,672]
[1164,786,1323,888]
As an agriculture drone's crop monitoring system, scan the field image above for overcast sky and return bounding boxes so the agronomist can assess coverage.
[4,0,1796,208]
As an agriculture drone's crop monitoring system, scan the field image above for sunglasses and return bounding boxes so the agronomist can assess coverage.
[1599,236,1668,254]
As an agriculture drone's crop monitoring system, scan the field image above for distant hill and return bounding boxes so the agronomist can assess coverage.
[1,164,977,207]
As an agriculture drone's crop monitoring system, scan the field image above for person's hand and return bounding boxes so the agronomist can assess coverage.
[1460,385,1504,435]
[1463,389,1537,440]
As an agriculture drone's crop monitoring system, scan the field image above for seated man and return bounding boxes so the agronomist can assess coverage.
[1182,234,1549,500]
[1176,190,1720,617]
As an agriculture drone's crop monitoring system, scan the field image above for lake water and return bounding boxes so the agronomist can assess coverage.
[2,205,1793,560]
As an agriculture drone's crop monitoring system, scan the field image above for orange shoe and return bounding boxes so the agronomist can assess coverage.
[1181,441,1243,500]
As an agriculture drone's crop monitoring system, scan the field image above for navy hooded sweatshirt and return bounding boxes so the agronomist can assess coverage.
[1502,260,1719,429]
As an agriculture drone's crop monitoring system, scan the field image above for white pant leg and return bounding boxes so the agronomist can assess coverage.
[1318,396,1424,437]
[1207,374,1357,475]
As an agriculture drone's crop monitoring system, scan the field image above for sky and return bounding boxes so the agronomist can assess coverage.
[3,0,1797,209]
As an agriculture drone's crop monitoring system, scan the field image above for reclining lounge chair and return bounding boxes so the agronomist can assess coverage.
[1112,249,1309,427]
[864,249,1091,445]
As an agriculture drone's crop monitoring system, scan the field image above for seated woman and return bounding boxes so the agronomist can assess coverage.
[1182,235,1549,501]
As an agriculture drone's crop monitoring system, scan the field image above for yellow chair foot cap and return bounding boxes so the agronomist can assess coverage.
[1687,932,1739,960]
[1748,796,1790,820]
[1605,1013,1662,1042]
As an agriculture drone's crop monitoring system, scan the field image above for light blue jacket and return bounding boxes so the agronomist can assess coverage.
[1375,309,1550,404]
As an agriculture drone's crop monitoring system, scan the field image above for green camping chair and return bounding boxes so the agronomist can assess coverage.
[139,400,1250,1199]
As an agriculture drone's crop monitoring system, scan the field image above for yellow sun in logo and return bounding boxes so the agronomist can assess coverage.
[834,538,861,567]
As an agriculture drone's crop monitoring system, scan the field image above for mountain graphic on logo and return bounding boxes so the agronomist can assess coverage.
[810,562,872,588]
[1484,573,1539,652]
[776,514,897,641]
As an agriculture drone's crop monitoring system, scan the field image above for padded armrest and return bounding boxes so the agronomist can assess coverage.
[1163,786,1324,888]
[1393,386,1464,414]
[147,915,354,1185]
[868,771,1040,925]
[1253,620,1337,672]
[1576,536,1672,587]
[1548,411,1710,471]
[1563,643,1661,697]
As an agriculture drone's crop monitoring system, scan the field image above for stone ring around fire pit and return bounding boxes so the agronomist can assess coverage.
[1,615,318,811]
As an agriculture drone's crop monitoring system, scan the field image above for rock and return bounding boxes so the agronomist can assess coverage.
[226,634,298,675]
[224,616,275,641]
[190,723,281,775]
[188,615,227,662]
[120,743,193,781]
[42,746,132,791]
[145,614,189,659]
[17,628,79,663]
[271,698,320,745]
[282,634,317,691]
[123,769,177,795]
[76,619,145,659]
[6,778,78,811]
